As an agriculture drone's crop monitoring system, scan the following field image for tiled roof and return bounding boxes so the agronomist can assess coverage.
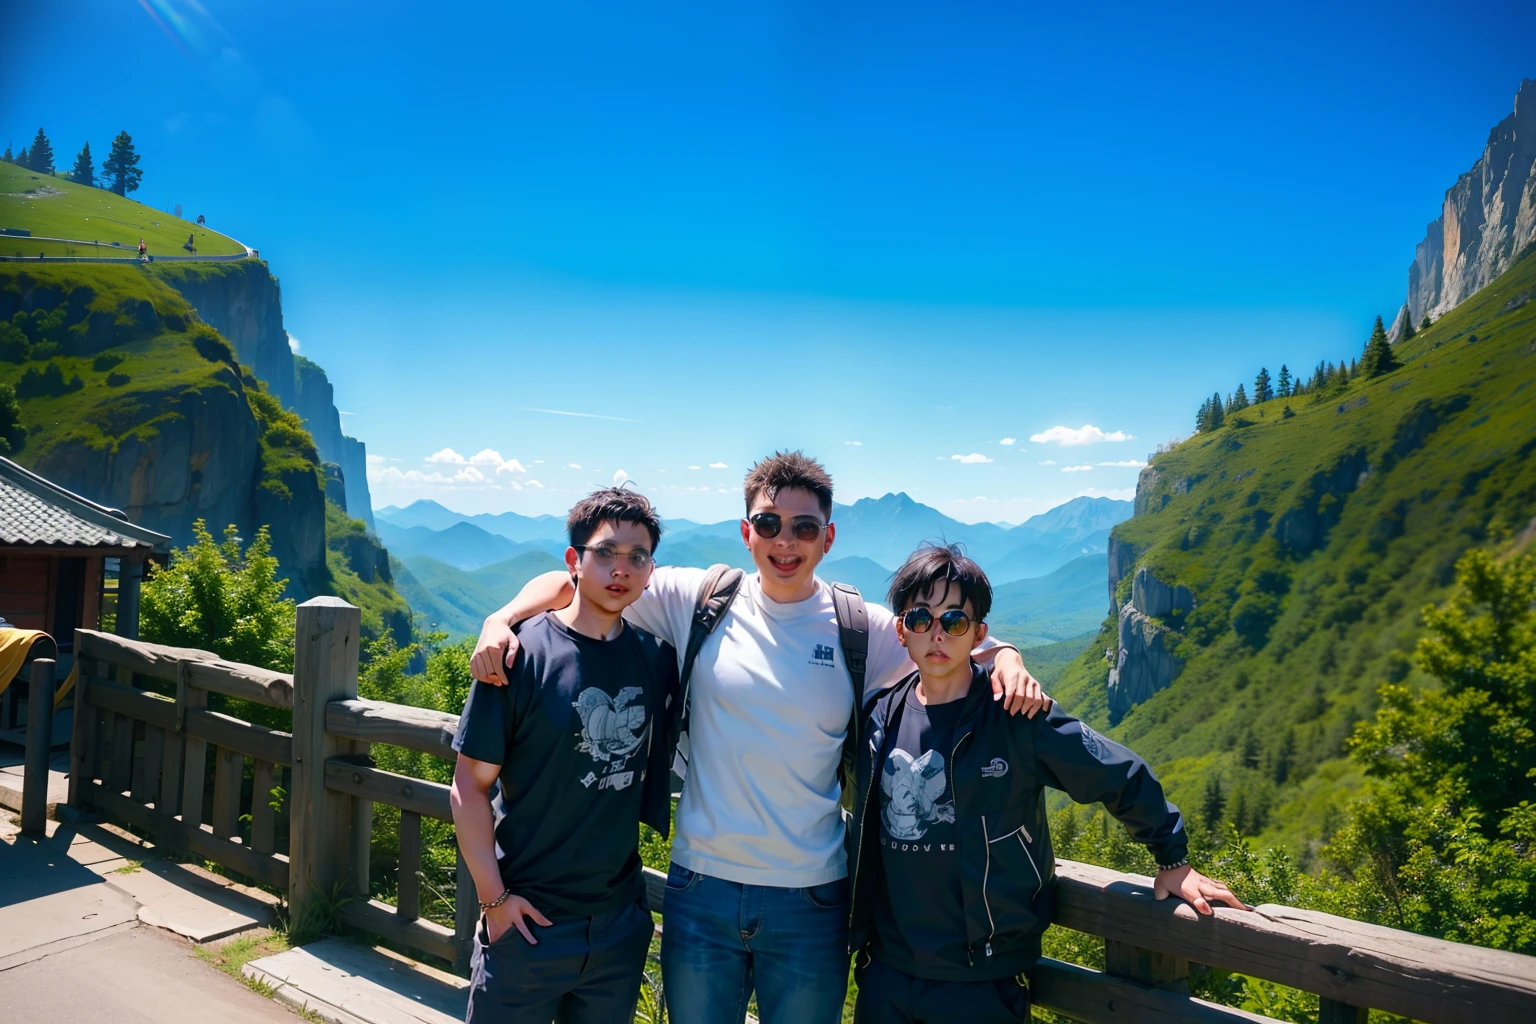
[0,457,170,551]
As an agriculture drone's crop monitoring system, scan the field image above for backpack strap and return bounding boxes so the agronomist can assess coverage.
[672,563,745,781]
[829,581,868,701]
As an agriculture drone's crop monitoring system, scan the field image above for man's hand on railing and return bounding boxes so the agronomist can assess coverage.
[485,893,552,945]
[1153,864,1252,916]
[470,618,519,687]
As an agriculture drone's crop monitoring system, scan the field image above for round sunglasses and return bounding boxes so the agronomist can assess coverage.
[747,512,826,542]
[901,607,973,636]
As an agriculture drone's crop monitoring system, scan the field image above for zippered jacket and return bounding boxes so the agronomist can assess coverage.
[847,664,1188,980]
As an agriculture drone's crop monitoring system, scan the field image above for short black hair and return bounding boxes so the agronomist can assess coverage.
[887,543,992,623]
[566,487,663,552]
[743,450,834,519]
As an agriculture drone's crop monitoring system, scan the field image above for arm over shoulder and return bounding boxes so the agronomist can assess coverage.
[622,565,710,648]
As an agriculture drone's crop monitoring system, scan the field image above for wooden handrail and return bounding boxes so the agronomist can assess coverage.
[77,629,294,708]
[326,698,457,759]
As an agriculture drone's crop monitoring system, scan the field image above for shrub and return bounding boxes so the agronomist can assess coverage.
[192,329,234,364]
[105,371,130,386]
[92,350,126,372]
[15,361,84,398]
[0,382,25,453]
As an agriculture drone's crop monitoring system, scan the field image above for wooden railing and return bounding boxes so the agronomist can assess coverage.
[58,598,1536,1023]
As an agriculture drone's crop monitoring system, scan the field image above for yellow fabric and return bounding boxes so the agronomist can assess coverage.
[54,659,78,709]
[0,627,49,699]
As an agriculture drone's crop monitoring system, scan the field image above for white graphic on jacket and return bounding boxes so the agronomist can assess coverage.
[882,748,956,841]
[573,686,648,772]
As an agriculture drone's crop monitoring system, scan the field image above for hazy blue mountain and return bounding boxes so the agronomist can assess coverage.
[660,534,755,571]
[394,551,566,637]
[819,556,897,604]
[376,499,471,532]
[1009,496,1132,543]
[378,520,526,571]
[464,509,569,543]
[986,554,1109,648]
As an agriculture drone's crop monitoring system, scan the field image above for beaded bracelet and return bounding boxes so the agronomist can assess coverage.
[479,888,514,913]
[1156,858,1190,873]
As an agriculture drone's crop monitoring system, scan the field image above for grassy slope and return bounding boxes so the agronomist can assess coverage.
[988,553,1109,648]
[0,162,245,257]
[1048,247,1536,855]
[394,551,565,637]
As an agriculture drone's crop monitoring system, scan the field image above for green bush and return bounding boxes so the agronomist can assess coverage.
[0,381,25,452]
[15,361,83,398]
[193,329,234,363]
[105,370,129,387]
[91,350,125,371]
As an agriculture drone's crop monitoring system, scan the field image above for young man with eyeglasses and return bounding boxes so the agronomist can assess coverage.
[847,545,1249,1022]
[450,487,677,1022]
[471,452,1048,1024]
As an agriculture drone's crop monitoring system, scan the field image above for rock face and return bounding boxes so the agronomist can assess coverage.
[294,356,344,467]
[154,262,297,409]
[1106,566,1189,720]
[1402,79,1536,327]
[1106,534,1140,613]
[340,436,376,533]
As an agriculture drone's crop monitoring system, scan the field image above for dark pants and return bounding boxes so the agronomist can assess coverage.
[466,898,654,1023]
[854,956,1030,1024]
[660,862,851,1024]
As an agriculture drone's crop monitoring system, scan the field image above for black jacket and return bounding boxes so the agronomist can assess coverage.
[847,664,1187,980]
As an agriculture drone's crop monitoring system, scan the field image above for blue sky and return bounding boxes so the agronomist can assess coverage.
[4,1,1533,523]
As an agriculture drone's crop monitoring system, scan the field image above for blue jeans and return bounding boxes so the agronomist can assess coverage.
[660,862,850,1024]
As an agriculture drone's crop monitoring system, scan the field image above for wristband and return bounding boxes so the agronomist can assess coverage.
[1156,858,1189,873]
[479,888,514,913]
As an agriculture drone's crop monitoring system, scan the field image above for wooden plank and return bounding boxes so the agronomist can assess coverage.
[76,629,294,708]
[338,899,457,964]
[1032,957,1278,1024]
[158,713,183,816]
[109,710,134,794]
[454,846,476,976]
[250,760,276,856]
[326,699,458,760]
[68,659,98,807]
[184,707,291,766]
[323,759,452,822]
[137,725,165,808]
[93,701,112,788]
[1052,858,1536,1024]
[179,665,209,828]
[87,677,177,731]
[211,746,243,841]
[1105,938,1189,994]
[1317,999,1368,1024]
[20,659,57,836]
[79,778,287,890]
[397,810,421,922]
[352,789,372,898]
[289,598,361,930]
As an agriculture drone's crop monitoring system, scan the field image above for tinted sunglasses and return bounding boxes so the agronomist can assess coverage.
[748,512,826,542]
[901,607,972,636]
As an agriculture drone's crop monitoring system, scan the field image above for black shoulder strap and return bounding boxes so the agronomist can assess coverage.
[829,581,868,701]
[681,564,745,693]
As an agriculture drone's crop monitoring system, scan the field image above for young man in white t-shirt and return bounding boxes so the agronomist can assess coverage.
[470,452,1046,1024]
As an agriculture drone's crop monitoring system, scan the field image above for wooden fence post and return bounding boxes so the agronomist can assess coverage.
[1318,998,1368,1024]
[1104,938,1190,994]
[20,659,57,836]
[289,597,361,936]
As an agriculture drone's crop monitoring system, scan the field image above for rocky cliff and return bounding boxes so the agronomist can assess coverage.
[1105,566,1191,720]
[340,435,376,533]
[1399,79,1536,328]
[151,262,297,409]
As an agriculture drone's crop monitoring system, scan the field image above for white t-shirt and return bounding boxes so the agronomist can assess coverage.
[621,566,914,887]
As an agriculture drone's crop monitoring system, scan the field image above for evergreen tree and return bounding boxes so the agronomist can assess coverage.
[1,144,11,163]
[1230,382,1250,411]
[1420,314,1433,330]
[1360,314,1400,378]
[27,128,54,174]
[1270,729,1296,785]
[70,142,94,187]
[0,381,27,454]
[1239,732,1261,770]
[1277,364,1292,397]
[1200,776,1226,829]
[1196,397,1212,432]
[1254,367,1273,403]
[102,131,143,196]
[1399,312,1416,342]
[1209,390,1224,429]
[14,145,28,170]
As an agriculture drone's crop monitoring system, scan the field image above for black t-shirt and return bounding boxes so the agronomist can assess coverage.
[452,612,677,920]
[872,692,968,976]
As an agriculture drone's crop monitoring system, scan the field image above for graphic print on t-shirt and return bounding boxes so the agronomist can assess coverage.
[573,685,649,791]
[882,748,956,841]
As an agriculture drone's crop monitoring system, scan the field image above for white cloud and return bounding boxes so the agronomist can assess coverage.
[688,465,701,471]
[426,448,467,465]
[613,469,630,486]
[709,462,728,469]
[533,460,544,464]
[951,453,994,464]
[1029,424,1135,446]
[717,488,731,493]
[526,479,544,488]
[1061,464,1093,472]
[568,463,582,470]
[468,449,504,466]
[287,332,300,353]
[1000,437,1016,446]
[1095,460,1147,468]
[844,441,863,446]
[339,411,353,417]
[1039,459,1057,466]
[365,454,386,467]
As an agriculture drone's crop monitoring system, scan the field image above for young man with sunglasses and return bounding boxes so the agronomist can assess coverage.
[471,452,1048,1024]
[847,545,1249,1022]
[450,488,677,1022]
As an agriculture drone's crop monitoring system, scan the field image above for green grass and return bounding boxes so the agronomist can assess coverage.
[0,162,245,257]
[1048,244,1536,858]
[193,930,299,1006]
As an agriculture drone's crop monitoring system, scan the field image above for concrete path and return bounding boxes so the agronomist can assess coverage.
[246,939,468,1024]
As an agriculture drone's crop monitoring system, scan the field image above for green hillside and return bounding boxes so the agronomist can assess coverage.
[988,554,1107,648]
[1050,245,1536,856]
[394,551,566,637]
[1,162,245,259]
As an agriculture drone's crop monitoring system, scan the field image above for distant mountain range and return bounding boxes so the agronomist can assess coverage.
[377,493,1130,643]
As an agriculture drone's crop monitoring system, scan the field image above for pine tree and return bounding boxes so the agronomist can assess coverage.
[1420,314,1433,330]
[1195,397,1211,432]
[1,144,11,163]
[1360,314,1400,378]
[102,131,143,196]
[1254,367,1273,403]
[70,142,94,187]
[14,145,28,170]
[1200,776,1226,829]
[1209,390,1224,429]
[1231,383,1250,411]
[1399,312,1416,342]
[27,128,54,174]
[1277,364,1292,397]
